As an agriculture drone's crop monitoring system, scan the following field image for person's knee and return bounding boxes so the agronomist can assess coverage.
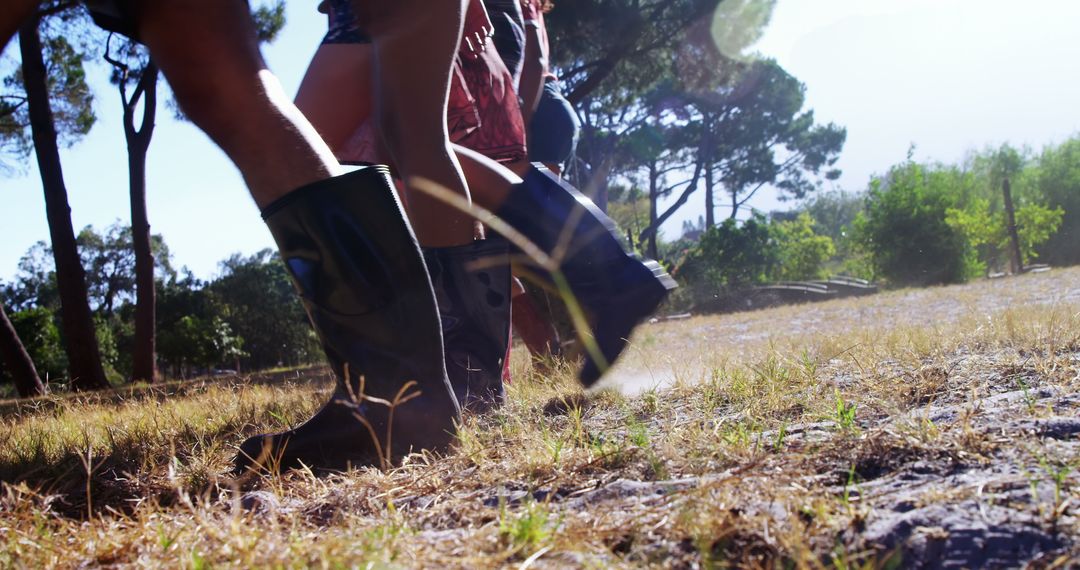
[168,71,267,140]
[136,1,270,140]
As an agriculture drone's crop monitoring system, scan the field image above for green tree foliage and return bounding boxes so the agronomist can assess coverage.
[548,0,738,106]
[78,223,174,315]
[677,213,776,293]
[605,184,652,251]
[252,0,287,42]
[0,306,66,387]
[0,24,95,169]
[853,161,975,286]
[691,59,845,220]
[0,301,46,397]
[619,118,699,256]
[953,143,1066,271]
[2,233,321,383]
[1032,137,1080,265]
[4,223,173,316]
[549,2,767,206]
[1014,204,1064,264]
[676,211,835,293]
[771,212,835,281]
[847,143,1068,286]
[210,250,319,371]
[3,240,59,311]
[588,57,844,250]
[155,271,232,376]
[158,315,244,377]
[1,1,97,163]
[945,199,1063,269]
[799,188,864,264]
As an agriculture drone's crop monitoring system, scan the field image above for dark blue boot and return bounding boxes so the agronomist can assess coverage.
[423,236,511,413]
[234,167,460,474]
[497,165,677,386]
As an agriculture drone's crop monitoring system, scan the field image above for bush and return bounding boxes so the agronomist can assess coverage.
[853,162,975,286]
[1,307,67,384]
[771,212,835,281]
[674,212,836,311]
[1034,138,1080,265]
[677,214,776,293]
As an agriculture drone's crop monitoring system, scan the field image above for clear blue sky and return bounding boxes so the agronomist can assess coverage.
[2,0,1079,282]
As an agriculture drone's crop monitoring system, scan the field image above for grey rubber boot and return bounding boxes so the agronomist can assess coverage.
[234,166,461,474]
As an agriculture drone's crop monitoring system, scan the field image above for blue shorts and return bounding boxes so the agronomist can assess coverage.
[527,80,580,168]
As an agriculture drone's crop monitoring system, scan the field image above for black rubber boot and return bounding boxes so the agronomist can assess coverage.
[497,165,678,386]
[234,167,461,474]
[423,236,511,413]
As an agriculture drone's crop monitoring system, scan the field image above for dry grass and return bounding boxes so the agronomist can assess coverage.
[2,268,1080,568]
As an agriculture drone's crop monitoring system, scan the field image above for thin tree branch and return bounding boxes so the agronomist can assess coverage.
[638,157,704,244]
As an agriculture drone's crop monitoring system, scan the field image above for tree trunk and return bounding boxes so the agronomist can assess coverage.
[1002,176,1024,274]
[638,157,704,248]
[702,114,716,228]
[19,21,110,391]
[0,303,47,397]
[126,62,159,383]
[705,162,715,228]
[647,160,659,259]
[580,153,613,213]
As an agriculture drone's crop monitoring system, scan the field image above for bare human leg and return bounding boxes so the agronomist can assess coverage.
[133,0,341,208]
[295,43,523,214]
[128,1,458,471]
[360,0,480,247]
[295,41,518,412]
[295,43,376,154]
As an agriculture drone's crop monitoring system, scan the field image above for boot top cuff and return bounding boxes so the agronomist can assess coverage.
[260,165,393,221]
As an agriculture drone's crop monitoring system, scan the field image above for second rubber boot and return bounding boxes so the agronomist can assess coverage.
[423,235,512,413]
[497,165,678,386]
[234,167,461,474]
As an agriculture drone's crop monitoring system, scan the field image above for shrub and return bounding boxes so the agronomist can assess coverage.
[771,212,836,281]
[853,162,974,286]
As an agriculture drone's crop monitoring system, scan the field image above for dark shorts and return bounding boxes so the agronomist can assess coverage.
[84,0,139,39]
[322,0,373,44]
[484,0,525,88]
[84,0,374,45]
[527,80,580,168]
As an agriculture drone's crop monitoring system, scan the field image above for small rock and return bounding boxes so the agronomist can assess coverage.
[239,490,280,514]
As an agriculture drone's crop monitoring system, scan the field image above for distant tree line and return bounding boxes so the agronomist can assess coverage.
[630,138,1080,313]
[0,2,282,397]
[0,225,319,395]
